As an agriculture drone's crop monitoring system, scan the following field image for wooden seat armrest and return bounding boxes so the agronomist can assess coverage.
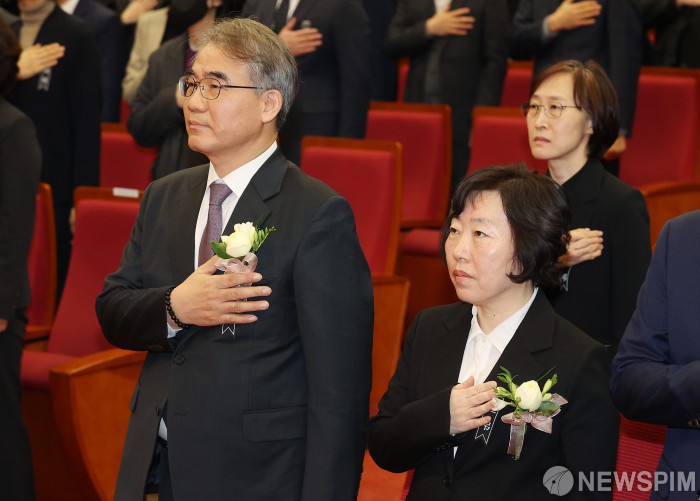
[25,324,51,351]
[49,348,146,378]
[48,348,146,500]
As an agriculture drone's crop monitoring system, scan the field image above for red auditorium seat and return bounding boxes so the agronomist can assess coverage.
[21,188,141,501]
[621,67,700,186]
[396,58,410,102]
[26,183,57,343]
[639,181,700,247]
[500,60,534,107]
[366,101,452,229]
[301,136,402,275]
[100,123,156,190]
[468,106,547,174]
[614,416,667,501]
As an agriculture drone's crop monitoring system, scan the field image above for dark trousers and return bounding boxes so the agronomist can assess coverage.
[156,440,173,501]
[0,309,35,501]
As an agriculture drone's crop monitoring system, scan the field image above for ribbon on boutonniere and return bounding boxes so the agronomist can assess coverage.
[492,367,568,460]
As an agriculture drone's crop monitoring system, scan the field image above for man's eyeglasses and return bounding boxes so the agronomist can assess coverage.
[178,76,261,100]
[520,102,581,119]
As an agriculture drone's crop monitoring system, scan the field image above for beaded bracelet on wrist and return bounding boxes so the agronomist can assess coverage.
[165,286,192,329]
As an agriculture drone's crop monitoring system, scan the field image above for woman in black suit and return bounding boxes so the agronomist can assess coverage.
[367,165,619,500]
[0,19,41,501]
[523,59,651,354]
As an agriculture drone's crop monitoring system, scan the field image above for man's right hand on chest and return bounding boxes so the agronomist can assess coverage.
[168,256,271,327]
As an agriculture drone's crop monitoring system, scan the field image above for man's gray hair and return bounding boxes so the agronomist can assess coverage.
[196,17,299,130]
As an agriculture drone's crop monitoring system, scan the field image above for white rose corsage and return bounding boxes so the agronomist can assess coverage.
[493,366,567,460]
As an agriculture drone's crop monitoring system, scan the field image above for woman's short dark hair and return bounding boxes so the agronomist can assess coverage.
[440,163,571,289]
[531,59,619,159]
[0,19,20,97]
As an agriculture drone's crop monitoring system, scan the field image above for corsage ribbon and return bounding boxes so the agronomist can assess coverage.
[215,253,258,336]
[501,393,568,459]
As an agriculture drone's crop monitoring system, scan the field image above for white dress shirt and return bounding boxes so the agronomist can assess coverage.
[434,0,450,12]
[275,0,301,22]
[457,288,539,385]
[58,0,79,14]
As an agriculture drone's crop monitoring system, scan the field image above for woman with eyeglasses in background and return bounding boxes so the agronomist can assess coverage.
[522,59,650,356]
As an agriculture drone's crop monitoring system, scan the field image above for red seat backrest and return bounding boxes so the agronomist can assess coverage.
[614,415,667,500]
[366,102,451,228]
[469,107,548,174]
[500,61,534,107]
[396,58,410,102]
[100,126,156,190]
[621,68,700,186]
[27,183,57,327]
[47,199,139,357]
[301,137,402,276]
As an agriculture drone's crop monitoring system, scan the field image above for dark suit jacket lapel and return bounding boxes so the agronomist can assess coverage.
[422,303,472,480]
[562,158,604,230]
[454,291,555,464]
[168,165,209,278]
[222,148,288,234]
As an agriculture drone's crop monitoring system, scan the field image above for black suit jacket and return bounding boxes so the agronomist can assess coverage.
[546,159,650,353]
[0,98,41,316]
[511,0,641,134]
[366,291,619,500]
[385,0,510,145]
[96,149,373,500]
[242,0,372,164]
[10,7,101,206]
[73,0,125,122]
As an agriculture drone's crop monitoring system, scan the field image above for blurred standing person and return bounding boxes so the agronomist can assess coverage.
[363,0,398,101]
[10,0,101,296]
[242,0,372,165]
[0,18,41,501]
[642,0,700,68]
[385,0,510,188]
[523,59,650,354]
[58,0,125,122]
[511,0,642,175]
[120,4,167,105]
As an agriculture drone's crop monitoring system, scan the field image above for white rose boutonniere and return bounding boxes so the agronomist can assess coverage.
[210,220,276,336]
[493,366,568,460]
[212,221,276,265]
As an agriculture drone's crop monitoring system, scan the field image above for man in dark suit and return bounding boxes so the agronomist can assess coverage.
[61,0,125,122]
[242,0,372,164]
[11,0,101,295]
[511,0,642,167]
[385,0,510,188]
[611,211,700,499]
[0,19,40,501]
[363,0,398,101]
[97,17,373,500]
